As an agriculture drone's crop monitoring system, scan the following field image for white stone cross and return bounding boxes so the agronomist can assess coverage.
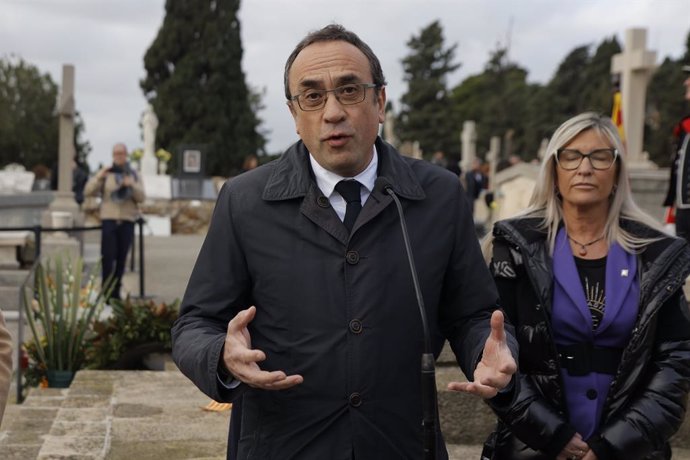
[611,28,657,165]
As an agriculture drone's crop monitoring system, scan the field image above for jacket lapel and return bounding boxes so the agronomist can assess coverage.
[553,228,593,333]
[596,243,637,336]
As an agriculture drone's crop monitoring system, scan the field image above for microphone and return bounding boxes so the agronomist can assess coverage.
[376,176,437,460]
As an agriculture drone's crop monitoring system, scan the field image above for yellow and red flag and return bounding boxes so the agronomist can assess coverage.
[611,90,625,142]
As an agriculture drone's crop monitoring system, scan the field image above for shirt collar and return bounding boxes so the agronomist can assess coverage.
[309,146,378,197]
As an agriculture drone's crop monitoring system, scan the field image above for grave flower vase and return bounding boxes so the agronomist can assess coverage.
[46,369,75,388]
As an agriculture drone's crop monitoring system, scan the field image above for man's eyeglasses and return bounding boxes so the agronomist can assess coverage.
[290,83,379,111]
[555,148,618,171]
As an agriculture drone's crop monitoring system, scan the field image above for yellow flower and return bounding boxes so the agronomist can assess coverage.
[156,148,172,162]
[130,148,144,161]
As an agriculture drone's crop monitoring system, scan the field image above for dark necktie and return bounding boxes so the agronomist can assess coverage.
[335,180,362,232]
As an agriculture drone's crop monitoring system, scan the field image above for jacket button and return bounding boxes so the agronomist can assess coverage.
[346,251,360,264]
[349,319,363,334]
[586,389,597,400]
[666,285,673,292]
[317,196,330,208]
[349,392,362,407]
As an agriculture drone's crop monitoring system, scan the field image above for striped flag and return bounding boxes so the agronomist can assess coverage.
[611,90,625,141]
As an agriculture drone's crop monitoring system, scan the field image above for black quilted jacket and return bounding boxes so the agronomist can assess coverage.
[485,217,690,460]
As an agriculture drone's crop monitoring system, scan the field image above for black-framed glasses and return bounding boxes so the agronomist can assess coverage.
[555,148,618,171]
[289,83,379,111]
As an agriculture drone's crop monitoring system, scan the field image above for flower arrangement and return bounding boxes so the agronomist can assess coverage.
[22,255,113,388]
[155,148,172,163]
[85,296,180,370]
[130,148,144,162]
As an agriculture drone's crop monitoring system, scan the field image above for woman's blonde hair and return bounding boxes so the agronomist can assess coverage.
[486,112,661,256]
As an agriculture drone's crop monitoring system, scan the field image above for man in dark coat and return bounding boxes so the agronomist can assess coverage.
[172,24,518,460]
[663,64,690,244]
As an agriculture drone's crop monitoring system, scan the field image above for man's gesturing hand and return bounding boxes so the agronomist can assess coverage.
[447,310,517,398]
[222,306,303,390]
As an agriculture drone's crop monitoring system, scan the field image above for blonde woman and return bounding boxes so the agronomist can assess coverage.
[482,113,690,460]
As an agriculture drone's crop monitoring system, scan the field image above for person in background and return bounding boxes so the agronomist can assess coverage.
[463,157,488,215]
[240,154,258,174]
[483,112,690,460]
[0,309,12,427]
[662,63,690,244]
[172,24,518,460]
[84,143,145,300]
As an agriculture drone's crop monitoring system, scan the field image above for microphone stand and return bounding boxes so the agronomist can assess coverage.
[383,183,437,460]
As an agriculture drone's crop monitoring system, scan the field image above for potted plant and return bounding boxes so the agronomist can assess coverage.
[85,296,180,370]
[22,255,112,388]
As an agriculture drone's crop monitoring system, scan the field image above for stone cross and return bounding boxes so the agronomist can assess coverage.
[460,120,477,173]
[57,64,75,195]
[611,28,657,165]
[140,104,159,175]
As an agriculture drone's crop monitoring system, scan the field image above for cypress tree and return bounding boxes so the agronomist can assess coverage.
[397,21,461,157]
[141,0,264,176]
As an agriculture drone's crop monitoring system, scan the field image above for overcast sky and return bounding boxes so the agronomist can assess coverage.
[1,0,688,170]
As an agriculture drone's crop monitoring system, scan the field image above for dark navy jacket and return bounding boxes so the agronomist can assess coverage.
[172,138,517,459]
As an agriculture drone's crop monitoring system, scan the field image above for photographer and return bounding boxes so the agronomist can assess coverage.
[85,143,145,300]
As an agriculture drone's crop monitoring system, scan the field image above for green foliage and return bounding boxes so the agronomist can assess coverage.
[140,0,265,176]
[0,56,92,170]
[0,56,58,169]
[22,256,110,375]
[451,48,535,160]
[397,20,461,156]
[85,297,180,370]
[447,35,624,163]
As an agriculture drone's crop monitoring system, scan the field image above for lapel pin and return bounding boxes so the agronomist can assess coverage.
[621,269,629,277]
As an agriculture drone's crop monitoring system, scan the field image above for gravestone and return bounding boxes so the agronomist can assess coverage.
[611,28,657,168]
[494,163,540,222]
[0,164,34,194]
[173,146,216,200]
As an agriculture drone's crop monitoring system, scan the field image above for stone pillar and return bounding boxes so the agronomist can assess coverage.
[48,65,80,224]
[140,104,158,176]
[611,28,657,166]
[57,65,75,196]
[460,120,477,173]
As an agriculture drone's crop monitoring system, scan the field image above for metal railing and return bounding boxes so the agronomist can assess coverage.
[0,217,147,401]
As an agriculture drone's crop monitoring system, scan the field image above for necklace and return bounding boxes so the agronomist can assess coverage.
[568,234,605,256]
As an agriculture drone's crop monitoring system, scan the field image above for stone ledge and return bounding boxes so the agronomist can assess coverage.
[2,367,688,458]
